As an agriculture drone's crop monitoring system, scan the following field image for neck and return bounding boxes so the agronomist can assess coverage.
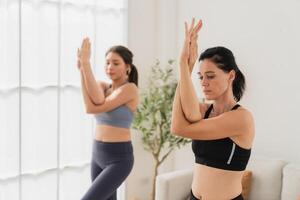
[211,95,237,115]
[111,76,128,90]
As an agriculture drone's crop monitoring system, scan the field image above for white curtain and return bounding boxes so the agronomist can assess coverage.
[0,0,128,199]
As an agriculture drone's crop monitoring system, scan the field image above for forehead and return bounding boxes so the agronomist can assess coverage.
[199,59,221,74]
[106,52,123,61]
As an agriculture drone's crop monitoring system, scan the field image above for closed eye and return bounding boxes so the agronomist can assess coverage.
[198,75,215,80]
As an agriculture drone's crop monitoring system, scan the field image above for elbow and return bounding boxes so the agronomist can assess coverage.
[185,112,202,123]
[85,109,93,114]
[170,124,181,136]
[85,106,96,114]
[91,98,105,106]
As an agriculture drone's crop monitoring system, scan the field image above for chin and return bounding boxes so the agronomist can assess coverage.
[107,75,116,80]
[204,95,215,101]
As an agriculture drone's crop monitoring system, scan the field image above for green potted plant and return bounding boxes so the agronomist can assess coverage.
[132,60,191,200]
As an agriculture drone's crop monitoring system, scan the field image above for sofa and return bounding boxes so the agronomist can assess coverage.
[155,157,300,200]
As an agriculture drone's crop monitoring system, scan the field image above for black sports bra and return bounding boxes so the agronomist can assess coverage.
[192,104,251,171]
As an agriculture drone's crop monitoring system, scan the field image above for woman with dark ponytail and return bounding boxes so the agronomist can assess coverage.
[171,19,255,200]
[77,38,138,200]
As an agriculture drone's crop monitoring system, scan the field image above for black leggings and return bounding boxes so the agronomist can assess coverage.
[190,190,244,200]
[81,140,134,200]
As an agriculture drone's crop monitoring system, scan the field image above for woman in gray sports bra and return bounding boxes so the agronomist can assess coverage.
[171,19,255,200]
[77,38,139,200]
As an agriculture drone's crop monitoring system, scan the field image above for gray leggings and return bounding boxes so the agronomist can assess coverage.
[81,140,134,200]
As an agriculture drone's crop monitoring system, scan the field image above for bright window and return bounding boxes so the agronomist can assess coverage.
[0,0,128,199]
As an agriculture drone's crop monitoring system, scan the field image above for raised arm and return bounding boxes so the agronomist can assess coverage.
[171,82,253,140]
[171,83,191,134]
[78,37,105,105]
[79,68,137,114]
[179,19,203,122]
[80,68,98,112]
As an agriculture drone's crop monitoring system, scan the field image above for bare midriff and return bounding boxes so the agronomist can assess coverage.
[94,124,131,142]
[192,164,243,200]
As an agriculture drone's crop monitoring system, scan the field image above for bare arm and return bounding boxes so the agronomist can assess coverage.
[78,38,105,105]
[179,19,203,122]
[171,84,192,134]
[80,69,97,113]
[172,84,253,140]
[80,68,137,114]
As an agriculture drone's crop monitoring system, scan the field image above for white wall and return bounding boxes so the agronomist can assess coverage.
[173,0,300,169]
[126,1,177,199]
[127,0,300,198]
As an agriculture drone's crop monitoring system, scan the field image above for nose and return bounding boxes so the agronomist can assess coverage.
[201,77,209,87]
[106,64,114,72]
[107,64,112,69]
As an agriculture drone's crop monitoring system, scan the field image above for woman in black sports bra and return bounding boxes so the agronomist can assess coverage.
[171,18,255,200]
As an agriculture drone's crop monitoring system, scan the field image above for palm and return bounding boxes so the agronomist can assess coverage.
[79,37,91,65]
[180,18,202,73]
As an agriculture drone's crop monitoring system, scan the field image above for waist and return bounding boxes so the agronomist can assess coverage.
[192,164,243,199]
[95,118,132,128]
[95,125,131,142]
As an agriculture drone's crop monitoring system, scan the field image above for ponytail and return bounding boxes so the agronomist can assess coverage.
[232,68,245,102]
[128,64,138,86]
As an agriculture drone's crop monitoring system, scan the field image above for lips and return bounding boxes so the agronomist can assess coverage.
[203,90,211,93]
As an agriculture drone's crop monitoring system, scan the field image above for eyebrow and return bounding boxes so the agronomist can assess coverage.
[106,59,121,62]
[197,71,216,75]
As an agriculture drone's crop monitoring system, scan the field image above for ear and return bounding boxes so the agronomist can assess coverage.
[229,70,236,82]
[126,64,131,75]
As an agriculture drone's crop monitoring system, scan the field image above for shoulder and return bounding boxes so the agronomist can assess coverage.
[121,82,138,92]
[227,106,254,131]
[235,106,254,121]
[116,83,139,98]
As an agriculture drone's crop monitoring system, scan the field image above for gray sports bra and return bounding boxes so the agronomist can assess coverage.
[94,105,134,128]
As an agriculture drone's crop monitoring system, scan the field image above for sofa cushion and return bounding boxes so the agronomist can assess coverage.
[281,163,300,200]
[246,157,287,200]
[156,169,193,200]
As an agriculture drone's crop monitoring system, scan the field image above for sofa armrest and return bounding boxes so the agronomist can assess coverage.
[155,169,193,200]
[247,157,287,200]
[281,163,300,200]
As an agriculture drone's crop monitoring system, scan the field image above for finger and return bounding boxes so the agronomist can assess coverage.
[81,39,85,49]
[194,19,203,33]
[184,22,191,45]
[83,39,88,49]
[86,38,90,47]
[77,48,80,57]
[82,39,87,50]
[189,20,202,41]
[184,22,188,37]
[188,18,195,34]
[77,60,81,69]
